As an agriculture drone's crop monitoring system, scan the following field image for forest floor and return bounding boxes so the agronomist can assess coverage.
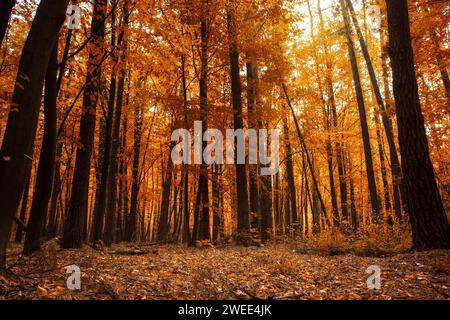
[1,241,449,300]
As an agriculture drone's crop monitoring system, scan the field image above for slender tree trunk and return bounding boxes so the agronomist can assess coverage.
[374,114,392,223]
[92,5,119,242]
[181,54,191,244]
[283,116,298,235]
[197,0,210,241]
[158,145,174,242]
[283,84,330,228]
[126,101,142,242]
[227,0,250,244]
[0,0,68,269]
[246,61,260,230]
[104,2,129,246]
[62,0,107,249]
[339,0,380,222]
[347,0,404,221]
[116,108,128,243]
[380,26,403,220]
[46,142,62,238]
[23,43,58,254]
[212,164,220,241]
[46,1,76,238]
[386,0,450,249]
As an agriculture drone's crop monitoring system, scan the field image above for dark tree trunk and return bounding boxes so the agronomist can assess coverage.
[62,0,107,249]
[346,0,404,221]
[46,1,76,238]
[246,61,260,230]
[374,114,392,223]
[430,32,450,102]
[158,146,174,242]
[386,0,450,249]
[283,116,298,234]
[126,101,142,242]
[340,0,380,222]
[197,1,210,241]
[0,0,68,269]
[345,151,358,230]
[212,164,220,241]
[380,27,403,220]
[0,0,15,47]
[227,0,250,244]
[46,142,62,238]
[116,106,129,243]
[190,175,201,245]
[92,6,119,242]
[180,54,191,244]
[23,43,58,255]
[105,1,129,246]
[105,71,127,245]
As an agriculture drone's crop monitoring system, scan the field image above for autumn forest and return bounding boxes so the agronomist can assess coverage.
[0,0,449,301]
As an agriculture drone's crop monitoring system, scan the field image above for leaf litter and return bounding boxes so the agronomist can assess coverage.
[0,242,448,300]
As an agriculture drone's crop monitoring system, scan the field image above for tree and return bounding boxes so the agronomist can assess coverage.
[0,0,68,270]
[346,0,404,220]
[385,0,450,249]
[62,0,108,249]
[339,0,380,222]
[23,43,58,254]
[0,0,16,47]
[227,0,251,244]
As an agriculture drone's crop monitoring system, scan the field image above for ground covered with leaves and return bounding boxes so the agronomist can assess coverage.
[1,241,449,300]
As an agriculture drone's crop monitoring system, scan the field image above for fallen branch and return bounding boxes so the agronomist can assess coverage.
[108,249,158,256]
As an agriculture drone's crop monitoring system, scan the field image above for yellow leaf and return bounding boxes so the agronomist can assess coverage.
[37,286,48,298]
[48,286,65,298]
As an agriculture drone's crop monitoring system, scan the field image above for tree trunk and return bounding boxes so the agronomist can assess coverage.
[339,0,380,222]
[346,0,404,221]
[0,0,68,269]
[92,6,119,242]
[386,0,450,249]
[0,0,15,47]
[246,61,260,230]
[158,145,174,242]
[62,0,107,249]
[227,0,250,244]
[283,84,330,229]
[23,43,58,255]
[181,54,191,244]
[283,116,298,235]
[46,141,62,238]
[380,26,403,220]
[197,0,210,241]
[126,100,142,242]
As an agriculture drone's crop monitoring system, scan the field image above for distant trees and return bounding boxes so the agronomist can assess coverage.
[0,0,448,271]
